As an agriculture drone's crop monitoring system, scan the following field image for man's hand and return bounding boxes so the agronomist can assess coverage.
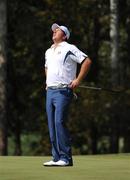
[69,79,80,89]
[69,57,92,89]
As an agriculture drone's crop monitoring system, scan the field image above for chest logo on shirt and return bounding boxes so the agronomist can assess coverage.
[57,51,61,54]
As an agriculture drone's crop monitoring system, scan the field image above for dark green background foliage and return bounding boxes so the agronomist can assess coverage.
[6,0,130,155]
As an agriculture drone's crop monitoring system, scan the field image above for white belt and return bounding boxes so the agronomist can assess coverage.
[48,84,69,89]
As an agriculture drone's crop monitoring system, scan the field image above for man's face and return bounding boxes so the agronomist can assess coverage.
[52,28,66,42]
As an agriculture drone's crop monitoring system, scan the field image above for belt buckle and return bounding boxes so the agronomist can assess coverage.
[59,84,68,88]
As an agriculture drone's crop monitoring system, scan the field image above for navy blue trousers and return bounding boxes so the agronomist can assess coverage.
[46,87,73,163]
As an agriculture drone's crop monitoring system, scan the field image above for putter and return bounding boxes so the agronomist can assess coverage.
[79,85,125,94]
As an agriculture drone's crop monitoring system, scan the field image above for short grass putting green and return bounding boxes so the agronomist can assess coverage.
[0,154,130,180]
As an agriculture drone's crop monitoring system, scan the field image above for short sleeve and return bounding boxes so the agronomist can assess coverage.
[70,45,88,64]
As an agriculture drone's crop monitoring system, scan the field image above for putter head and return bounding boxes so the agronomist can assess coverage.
[73,92,78,100]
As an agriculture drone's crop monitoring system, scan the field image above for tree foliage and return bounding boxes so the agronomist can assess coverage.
[2,0,130,155]
[0,0,8,155]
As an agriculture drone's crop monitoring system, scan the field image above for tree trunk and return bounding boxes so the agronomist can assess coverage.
[14,118,22,155]
[91,122,98,154]
[109,0,120,154]
[125,2,130,87]
[109,118,119,153]
[7,57,22,155]
[0,0,7,155]
[124,128,130,153]
[110,0,119,86]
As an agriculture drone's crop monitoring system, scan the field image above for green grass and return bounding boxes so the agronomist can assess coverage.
[0,154,130,180]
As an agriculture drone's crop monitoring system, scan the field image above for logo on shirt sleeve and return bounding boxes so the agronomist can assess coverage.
[63,51,76,64]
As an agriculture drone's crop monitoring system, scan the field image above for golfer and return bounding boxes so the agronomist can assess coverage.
[43,23,92,166]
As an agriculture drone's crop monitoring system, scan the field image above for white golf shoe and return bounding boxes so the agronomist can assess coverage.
[54,160,69,166]
[43,160,56,166]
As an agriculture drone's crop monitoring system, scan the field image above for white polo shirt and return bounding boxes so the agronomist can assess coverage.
[45,41,88,87]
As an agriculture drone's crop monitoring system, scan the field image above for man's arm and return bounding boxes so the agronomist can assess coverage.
[45,67,47,77]
[69,57,92,89]
[44,67,47,89]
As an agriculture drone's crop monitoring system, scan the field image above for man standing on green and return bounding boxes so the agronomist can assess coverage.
[43,23,92,166]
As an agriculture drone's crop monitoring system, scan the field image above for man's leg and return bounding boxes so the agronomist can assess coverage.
[46,89,60,162]
[54,88,73,164]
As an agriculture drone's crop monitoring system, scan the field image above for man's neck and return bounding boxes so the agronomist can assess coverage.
[53,39,65,45]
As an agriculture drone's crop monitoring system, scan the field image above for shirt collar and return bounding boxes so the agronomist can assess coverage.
[51,41,67,49]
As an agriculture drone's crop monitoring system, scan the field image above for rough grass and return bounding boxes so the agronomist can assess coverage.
[0,154,130,180]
